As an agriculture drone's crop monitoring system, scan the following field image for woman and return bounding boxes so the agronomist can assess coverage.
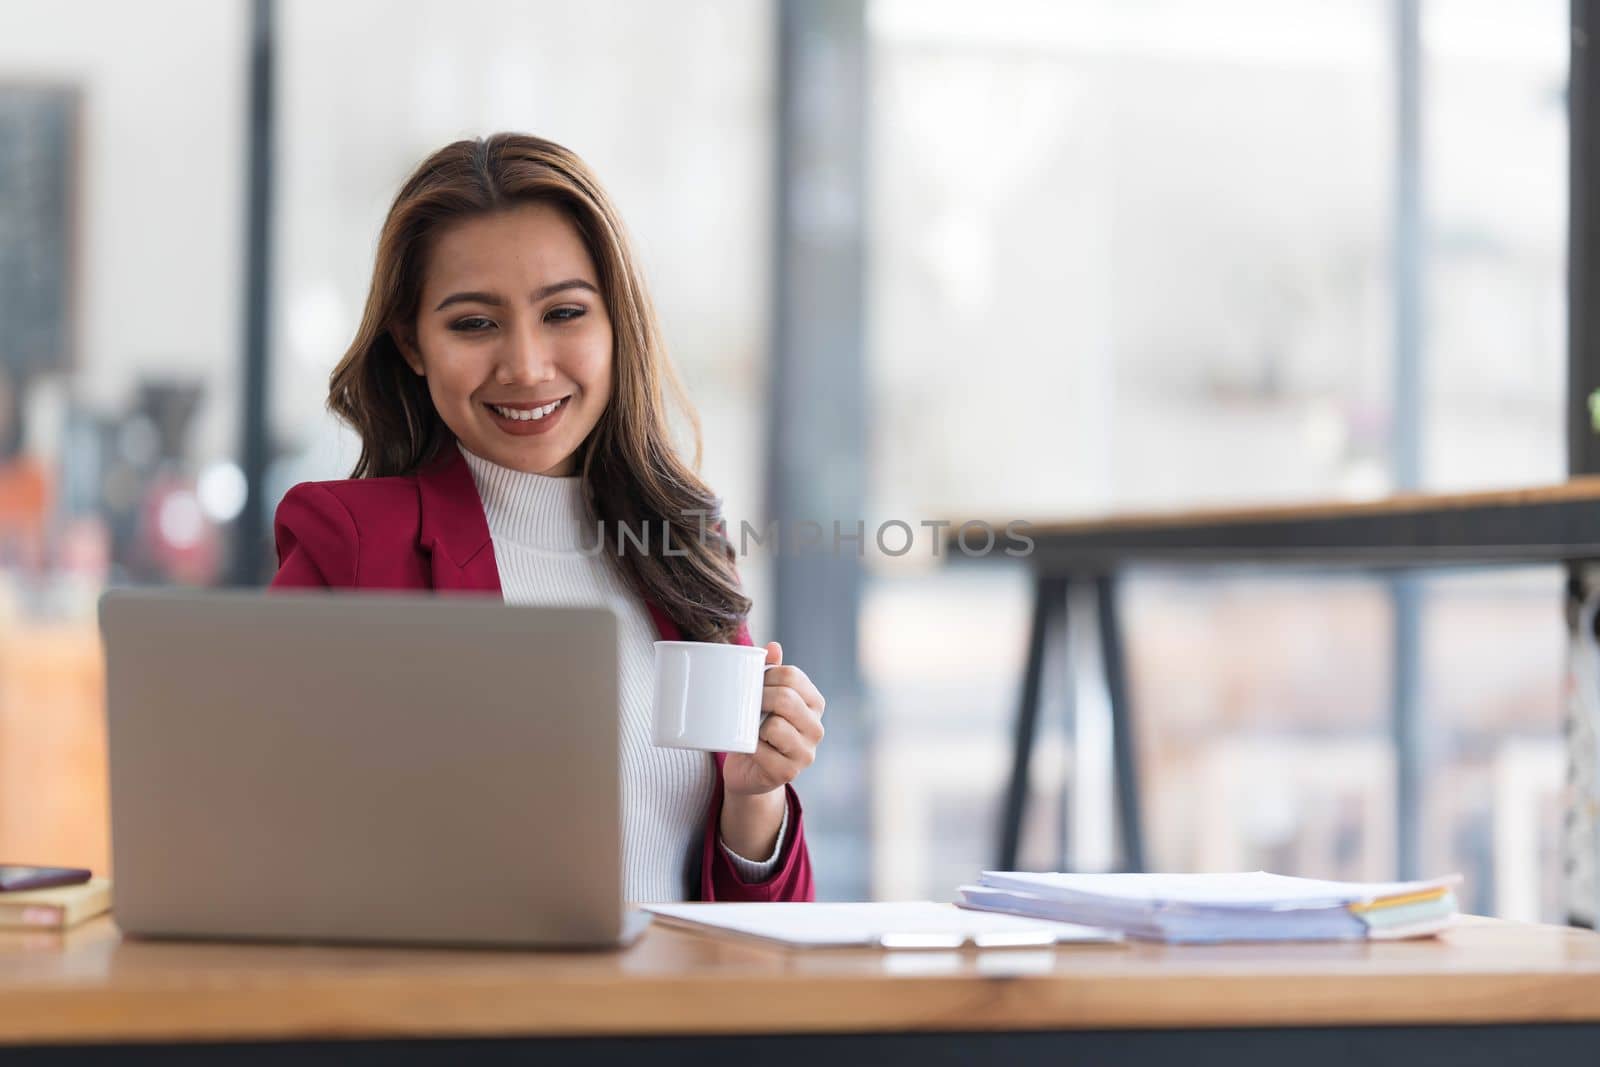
[270,133,821,903]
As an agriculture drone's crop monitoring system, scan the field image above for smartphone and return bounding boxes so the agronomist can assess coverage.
[0,865,92,892]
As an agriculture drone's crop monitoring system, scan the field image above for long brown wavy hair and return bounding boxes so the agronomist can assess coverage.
[328,133,750,642]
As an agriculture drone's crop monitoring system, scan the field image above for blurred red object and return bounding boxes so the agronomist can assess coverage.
[134,472,221,585]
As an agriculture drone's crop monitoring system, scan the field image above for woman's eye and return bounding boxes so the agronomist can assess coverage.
[545,306,586,324]
[450,316,495,332]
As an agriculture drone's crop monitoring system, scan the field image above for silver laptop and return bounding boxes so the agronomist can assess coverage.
[100,589,647,948]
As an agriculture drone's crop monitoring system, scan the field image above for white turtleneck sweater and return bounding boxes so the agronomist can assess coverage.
[458,444,785,902]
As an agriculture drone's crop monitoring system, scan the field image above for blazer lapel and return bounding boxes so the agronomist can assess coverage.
[414,445,699,646]
[415,445,502,593]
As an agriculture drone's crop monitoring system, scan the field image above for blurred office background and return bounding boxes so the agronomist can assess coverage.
[0,0,1570,918]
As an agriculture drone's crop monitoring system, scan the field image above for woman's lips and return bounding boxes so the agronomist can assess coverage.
[483,395,570,436]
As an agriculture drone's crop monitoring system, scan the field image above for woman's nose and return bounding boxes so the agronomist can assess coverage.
[495,324,555,385]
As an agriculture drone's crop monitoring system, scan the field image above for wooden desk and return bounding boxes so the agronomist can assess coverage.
[987,478,1600,568]
[949,480,1600,876]
[1,915,1599,1065]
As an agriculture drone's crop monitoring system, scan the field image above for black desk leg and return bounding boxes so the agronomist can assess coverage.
[998,575,1067,870]
[1096,572,1146,873]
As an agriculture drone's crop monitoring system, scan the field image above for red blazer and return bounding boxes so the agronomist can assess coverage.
[269,445,814,903]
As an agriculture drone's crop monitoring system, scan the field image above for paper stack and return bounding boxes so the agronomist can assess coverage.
[959,871,1460,943]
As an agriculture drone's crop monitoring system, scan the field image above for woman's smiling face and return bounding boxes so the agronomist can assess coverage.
[397,201,613,476]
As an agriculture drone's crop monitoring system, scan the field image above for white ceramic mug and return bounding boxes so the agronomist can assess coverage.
[650,641,773,753]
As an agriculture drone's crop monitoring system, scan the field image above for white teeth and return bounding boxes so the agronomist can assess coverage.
[490,398,564,422]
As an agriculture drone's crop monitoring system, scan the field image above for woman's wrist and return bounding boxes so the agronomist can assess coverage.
[719,786,787,860]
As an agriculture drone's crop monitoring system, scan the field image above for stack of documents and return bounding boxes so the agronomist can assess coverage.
[960,871,1460,943]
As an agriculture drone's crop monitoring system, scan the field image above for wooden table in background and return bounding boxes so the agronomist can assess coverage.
[1,915,1599,1065]
[951,479,1600,876]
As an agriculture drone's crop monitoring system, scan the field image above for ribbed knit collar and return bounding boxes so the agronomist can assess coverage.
[457,442,594,553]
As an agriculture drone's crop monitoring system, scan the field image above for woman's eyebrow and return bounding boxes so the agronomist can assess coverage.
[433,279,597,312]
[434,290,502,311]
[531,278,599,301]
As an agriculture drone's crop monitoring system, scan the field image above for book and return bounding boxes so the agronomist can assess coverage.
[959,871,1460,943]
[0,877,112,931]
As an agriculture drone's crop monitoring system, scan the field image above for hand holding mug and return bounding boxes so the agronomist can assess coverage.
[722,641,826,798]
[649,638,825,795]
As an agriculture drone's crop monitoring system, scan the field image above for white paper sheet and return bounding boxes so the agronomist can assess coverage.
[643,901,1120,949]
